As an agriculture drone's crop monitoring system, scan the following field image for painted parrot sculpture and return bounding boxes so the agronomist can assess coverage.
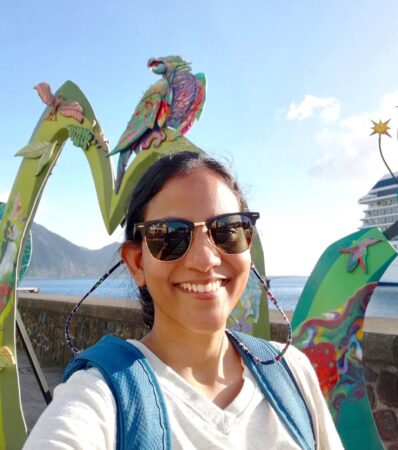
[108,56,207,193]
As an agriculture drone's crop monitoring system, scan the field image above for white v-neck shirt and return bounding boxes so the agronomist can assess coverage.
[23,340,343,449]
[131,340,299,449]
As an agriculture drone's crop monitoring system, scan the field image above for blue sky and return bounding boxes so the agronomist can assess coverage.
[2,1,398,275]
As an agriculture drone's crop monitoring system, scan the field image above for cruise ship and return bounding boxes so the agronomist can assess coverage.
[359,172,398,285]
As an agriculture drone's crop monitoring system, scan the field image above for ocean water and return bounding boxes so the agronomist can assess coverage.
[19,275,398,318]
[269,276,398,319]
[20,276,138,299]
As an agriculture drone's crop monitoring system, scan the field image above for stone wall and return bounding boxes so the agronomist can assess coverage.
[17,293,398,449]
[363,332,398,448]
[17,294,147,367]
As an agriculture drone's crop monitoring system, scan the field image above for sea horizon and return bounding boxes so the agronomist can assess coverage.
[19,275,398,319]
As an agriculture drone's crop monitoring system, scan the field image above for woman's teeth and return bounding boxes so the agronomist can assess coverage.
[180,280,222,293]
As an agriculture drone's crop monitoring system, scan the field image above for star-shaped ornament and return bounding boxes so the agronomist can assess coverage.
[370,119,391,137]
[339,238,381,273]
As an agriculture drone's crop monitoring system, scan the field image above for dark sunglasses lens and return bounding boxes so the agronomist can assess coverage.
[145,221,191,261]
[210,214,253,254]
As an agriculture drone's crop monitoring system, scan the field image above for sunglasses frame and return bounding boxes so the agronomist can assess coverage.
[133,211,260,262]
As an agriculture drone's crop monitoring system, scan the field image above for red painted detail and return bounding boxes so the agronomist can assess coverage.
[302,343,339,396]
[0,283,11,298]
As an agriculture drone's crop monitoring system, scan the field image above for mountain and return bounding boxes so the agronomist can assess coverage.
[25,223,121,279]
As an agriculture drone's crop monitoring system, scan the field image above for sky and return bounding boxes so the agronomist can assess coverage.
[2,0,398,276]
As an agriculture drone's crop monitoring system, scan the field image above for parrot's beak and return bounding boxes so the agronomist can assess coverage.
[148,58,162,69]
[148,59,167,75]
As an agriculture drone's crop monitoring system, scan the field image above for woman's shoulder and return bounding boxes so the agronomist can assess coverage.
[58,366,116,407]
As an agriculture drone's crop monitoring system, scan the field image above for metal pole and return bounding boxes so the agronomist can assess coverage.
[16,309,52,405]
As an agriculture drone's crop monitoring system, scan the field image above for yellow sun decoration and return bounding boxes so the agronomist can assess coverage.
[370,119,391,137]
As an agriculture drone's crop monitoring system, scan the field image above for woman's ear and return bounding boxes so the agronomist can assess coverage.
[121,241,145,287]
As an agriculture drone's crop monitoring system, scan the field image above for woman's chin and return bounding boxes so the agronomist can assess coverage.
[183,314,230,335]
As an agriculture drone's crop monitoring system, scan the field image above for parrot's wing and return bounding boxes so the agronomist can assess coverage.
[58,101,85,123]
[34,82,56,106]
[111,80,170,154]
[169,73,206,137]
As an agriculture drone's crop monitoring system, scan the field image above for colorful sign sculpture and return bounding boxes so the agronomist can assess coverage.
[0,57,268,449]
[292,228,396,449]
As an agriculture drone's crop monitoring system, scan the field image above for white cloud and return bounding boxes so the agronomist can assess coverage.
[287,95,340,123]
[308,91,398,181]
[0,191,10,203]
[257,206,361,276]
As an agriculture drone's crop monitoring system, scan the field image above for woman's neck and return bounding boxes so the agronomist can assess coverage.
[142,322,227,371]
[141,323,244,409]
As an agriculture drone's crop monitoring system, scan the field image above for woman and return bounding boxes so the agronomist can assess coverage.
[24,151,342,449]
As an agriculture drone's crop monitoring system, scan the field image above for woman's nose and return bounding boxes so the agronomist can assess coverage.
[183,226,221,271]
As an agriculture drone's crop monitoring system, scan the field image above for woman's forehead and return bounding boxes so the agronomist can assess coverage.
[144,169,241,220]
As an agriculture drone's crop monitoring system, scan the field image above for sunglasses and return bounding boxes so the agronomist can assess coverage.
[132,212,260,261]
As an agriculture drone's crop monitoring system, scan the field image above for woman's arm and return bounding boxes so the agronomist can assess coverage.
[23,368,117,450]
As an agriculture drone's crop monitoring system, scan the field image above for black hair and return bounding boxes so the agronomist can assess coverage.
[124,150,246,329]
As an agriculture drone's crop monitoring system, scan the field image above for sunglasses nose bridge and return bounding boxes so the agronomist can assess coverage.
[191,221,218,249]
[192,221,206,228]
[191,221,208,236]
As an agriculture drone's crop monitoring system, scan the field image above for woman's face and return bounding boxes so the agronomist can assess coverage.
[124,168,252,335]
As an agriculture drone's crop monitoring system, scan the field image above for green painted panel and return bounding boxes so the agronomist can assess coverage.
[292,227,396,449]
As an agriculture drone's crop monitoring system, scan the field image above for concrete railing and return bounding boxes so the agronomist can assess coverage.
[17,293,398,448]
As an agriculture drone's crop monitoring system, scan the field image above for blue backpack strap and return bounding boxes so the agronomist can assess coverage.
[228,330,315,450]
[63,335,172,450]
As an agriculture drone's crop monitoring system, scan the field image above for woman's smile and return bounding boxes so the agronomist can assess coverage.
[177,279,225,294]
[175,278,229,301]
